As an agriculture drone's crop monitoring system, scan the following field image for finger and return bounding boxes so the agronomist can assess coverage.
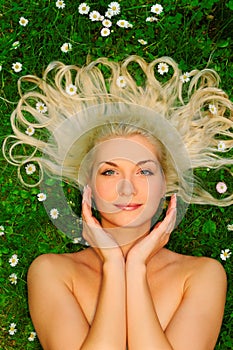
[166,193,177,215]
[82,202,101,230]
[82,185,92,207]
[166,206,177,230]
[82,186,94,223]
[86,184,92,206]
[152,195,176,229]
[152,195,177,235]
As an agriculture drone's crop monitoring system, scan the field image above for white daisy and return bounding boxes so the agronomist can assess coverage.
[73,237,83,244]
[50,208,59,219]
[61,42,72,53]
[108,2,121,15]
[9,254,19,267]
[157,62,169,75]
[9,273,18,285]
[220,249,232,261]
[19,17,29,26]
[105,9,114,18]
[56,0,65,9]
[89,10,101,21]
[101,27,111,37]
[180,72,190,83]
[66,84,77,95]
[116,76,127,88]
[25,125,35,136]
[78,3,90,14]
[117,19,132,28]
[12,62,22,73]
[25,163,36,175]
[217,141,226,152]
[37,193,47,202]
[138,39,147,45]
[146,16,159,22]
[28,332,37,341]
[0,225,5,236]
[151,4,163,15]
[12,41,20,49]
[227,224,233,231]
[9,323,17,335]
[36,101,47,113]
[102,19,112,28]
[209,104,217,115]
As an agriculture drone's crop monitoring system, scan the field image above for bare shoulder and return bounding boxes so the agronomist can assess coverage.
[180,252,226,277]
[28,249,84,279]
[157,249,227,290]
[27,248,98,283]
[164,248,225,271]
[186,255,227,290]
[28,252,71,274]
[169,250,227,291]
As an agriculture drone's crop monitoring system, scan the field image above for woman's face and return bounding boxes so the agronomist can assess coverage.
[90,134,166,230]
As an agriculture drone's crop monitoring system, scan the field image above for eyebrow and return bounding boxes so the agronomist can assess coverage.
[97,160,159,167]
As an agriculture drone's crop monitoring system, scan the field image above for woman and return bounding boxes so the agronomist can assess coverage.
[3,56,233,349]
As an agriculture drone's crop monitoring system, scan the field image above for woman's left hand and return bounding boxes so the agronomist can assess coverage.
[127,194,177,265]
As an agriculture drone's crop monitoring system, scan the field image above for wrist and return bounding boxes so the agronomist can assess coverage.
[126,257,146,275]
[103,256,125,270]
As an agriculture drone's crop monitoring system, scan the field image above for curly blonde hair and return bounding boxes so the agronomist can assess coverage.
[3,55,233,206]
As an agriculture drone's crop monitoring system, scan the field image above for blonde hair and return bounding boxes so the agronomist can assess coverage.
[3,55,233,206]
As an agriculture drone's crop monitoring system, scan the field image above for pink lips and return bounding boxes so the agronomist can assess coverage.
[114,204,142,211]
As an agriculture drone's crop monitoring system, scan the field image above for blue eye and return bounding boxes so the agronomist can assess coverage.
[140,169,154,176]
[101,169,116,176]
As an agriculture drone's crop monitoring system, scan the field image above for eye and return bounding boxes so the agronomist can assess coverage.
[139,169,154,176]
[101,169,117,176]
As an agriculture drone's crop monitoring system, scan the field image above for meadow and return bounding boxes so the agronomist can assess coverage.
[0,0,233,348]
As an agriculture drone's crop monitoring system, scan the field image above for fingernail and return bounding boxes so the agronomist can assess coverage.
[173,193,177,206]
[82,185,87,203]
[86,184,91,195]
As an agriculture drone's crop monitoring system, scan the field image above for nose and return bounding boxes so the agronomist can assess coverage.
[117,179,136,196]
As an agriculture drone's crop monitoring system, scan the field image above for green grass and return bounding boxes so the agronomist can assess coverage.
[0,0,233,348]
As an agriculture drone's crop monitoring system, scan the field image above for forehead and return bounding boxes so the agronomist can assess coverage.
[93,135,159,164]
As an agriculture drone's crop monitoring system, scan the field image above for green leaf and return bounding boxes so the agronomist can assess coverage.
[202,220,216,235]
[217,40,229,48]
[226,0,233,10]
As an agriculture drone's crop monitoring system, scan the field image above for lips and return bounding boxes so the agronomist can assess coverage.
[114,204,142,211]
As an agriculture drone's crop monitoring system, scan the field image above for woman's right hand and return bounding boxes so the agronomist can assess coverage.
[82,185,124,263]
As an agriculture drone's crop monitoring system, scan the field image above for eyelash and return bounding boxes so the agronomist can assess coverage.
[101,169,117,176]
[138,169,154,176]
[101,169,154,176]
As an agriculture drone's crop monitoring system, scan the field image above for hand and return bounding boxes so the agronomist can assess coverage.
[127,194,177,265]
[82,185,124,263]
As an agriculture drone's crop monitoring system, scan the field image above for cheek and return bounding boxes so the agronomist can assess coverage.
[147,176,165,201]
[92,178,118,203]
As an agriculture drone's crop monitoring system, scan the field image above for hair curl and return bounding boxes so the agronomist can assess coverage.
[3,55,233,206]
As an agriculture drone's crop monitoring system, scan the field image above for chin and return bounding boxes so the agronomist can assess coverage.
[101,213,153,230]
[98,204,158,229]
